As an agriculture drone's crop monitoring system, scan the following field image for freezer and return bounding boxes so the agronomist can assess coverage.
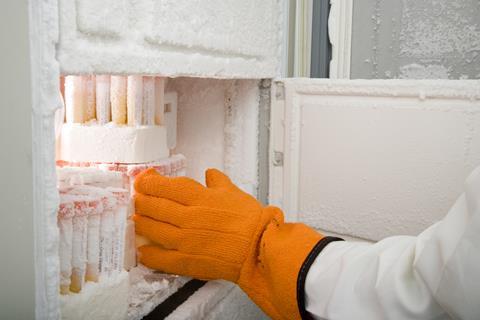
[4,0,480,319]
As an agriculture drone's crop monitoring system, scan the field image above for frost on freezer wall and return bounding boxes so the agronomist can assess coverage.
[170,78,259,196]
[29,0,62,318]
[398,64,451,80]
[57,0,283,78]
[351,0,480,79]
[169,79,226,182]
[224,81,260,195]
[398,0,480,79]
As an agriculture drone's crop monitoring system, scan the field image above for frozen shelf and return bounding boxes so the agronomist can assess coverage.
[128,266,190,320]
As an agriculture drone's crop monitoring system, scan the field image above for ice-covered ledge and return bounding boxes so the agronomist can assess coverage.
[166,281,268,320]
[128,269,267,320]
[128,267,190,320]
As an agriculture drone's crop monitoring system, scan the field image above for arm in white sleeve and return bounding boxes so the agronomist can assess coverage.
[305,166,480,320]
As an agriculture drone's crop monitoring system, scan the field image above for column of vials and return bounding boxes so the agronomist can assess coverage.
[63,75,165,126]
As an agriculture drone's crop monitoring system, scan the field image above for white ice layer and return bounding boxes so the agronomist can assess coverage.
[57,166,123,189]
[59,124,169,163]
[57,0,282,78]
[60,271,129,320]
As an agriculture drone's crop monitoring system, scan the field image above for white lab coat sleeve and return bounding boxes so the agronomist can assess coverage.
[304,166,480,320]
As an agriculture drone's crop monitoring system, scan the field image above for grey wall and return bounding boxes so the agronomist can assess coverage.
[351,0,480,79]
[0,1,36,318]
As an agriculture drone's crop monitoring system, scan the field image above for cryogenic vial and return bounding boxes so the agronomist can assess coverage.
[85,75,96,122]
[59,192,95,293]
[110,76,127,125]
[123,219,137,271]
[96,75,111,124]
[106,187,129,273]
[58,195,75,295]
[64,76,86,124]
[127,75,144,126]
[84,195,104,282]
[143,76,156,126]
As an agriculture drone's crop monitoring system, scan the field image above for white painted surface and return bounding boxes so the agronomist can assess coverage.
[57,0,282,78]
[271,79,480,241]
[0,2,35,319]
[328,0,353,79]
[293,0,313,77]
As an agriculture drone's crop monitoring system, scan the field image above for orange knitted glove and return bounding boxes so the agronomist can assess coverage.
[134,168,330,320]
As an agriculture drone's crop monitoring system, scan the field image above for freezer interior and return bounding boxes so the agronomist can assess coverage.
[55,75,264,319]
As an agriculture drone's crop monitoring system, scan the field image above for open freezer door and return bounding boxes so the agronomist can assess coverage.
[269,79,480,241]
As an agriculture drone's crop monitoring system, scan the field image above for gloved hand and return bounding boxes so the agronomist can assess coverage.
[134,168,327,320]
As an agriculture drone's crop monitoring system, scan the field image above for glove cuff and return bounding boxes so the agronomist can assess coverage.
[252,221,324,320]
[296,236,344,320]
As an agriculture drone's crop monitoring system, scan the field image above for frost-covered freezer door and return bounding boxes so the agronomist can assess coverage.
[57,0,282,78]
[269,79,480,241]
